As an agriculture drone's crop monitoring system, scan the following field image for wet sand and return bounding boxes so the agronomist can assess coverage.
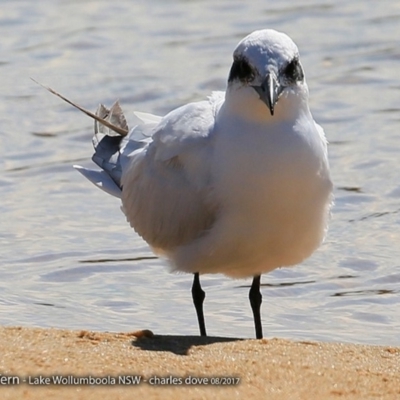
[0,326,399,399]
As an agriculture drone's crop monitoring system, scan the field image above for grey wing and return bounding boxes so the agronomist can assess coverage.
[74,103,158,197]
[120,100,220,251]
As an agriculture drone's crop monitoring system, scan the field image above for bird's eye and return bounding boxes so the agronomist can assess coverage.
[228,57,255,83]
[283,58,304,83]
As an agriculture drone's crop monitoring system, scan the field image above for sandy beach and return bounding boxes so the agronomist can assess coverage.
[0,326,398,399]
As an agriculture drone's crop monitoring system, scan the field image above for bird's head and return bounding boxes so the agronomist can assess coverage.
[227,29,308,119]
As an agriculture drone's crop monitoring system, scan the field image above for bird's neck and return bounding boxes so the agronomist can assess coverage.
[224,85,309,124]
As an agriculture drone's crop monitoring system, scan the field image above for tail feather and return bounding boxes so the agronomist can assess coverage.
[31,78,129,136]
[73,166,122,198]
[92,134,124,186]
[94,101,129,137]
[32,79,158,197]
[90,101,129,187]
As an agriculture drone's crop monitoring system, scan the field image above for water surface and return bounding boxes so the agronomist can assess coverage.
[1,0,400,345]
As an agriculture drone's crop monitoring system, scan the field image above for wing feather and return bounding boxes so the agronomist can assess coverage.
[120,98,222,250]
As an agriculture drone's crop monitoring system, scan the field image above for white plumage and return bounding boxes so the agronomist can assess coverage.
[73,29,333,339]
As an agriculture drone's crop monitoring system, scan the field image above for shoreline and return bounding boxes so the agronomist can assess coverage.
[0,326,399,399]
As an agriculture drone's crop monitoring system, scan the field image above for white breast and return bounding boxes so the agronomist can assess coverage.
[170,107,332,278]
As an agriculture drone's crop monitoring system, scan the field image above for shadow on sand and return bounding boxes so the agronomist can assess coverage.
[131,334,243,356]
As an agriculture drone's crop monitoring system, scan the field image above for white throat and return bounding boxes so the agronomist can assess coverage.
[225,82,310,124]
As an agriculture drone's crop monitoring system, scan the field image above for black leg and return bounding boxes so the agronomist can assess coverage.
[249,275,263,339]
[192,272,207,336]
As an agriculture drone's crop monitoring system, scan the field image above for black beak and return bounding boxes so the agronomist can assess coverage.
[252,72,282,116]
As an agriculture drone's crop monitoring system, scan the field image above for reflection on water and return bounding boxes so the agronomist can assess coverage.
[239,280,316,289]
[79,256,158,264]
[1,0,400,346]
[338,186,363,193]
[332,289,395,297]
[350,209,400,222]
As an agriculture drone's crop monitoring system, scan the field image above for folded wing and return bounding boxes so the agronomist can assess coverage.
[76,93,224,252]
